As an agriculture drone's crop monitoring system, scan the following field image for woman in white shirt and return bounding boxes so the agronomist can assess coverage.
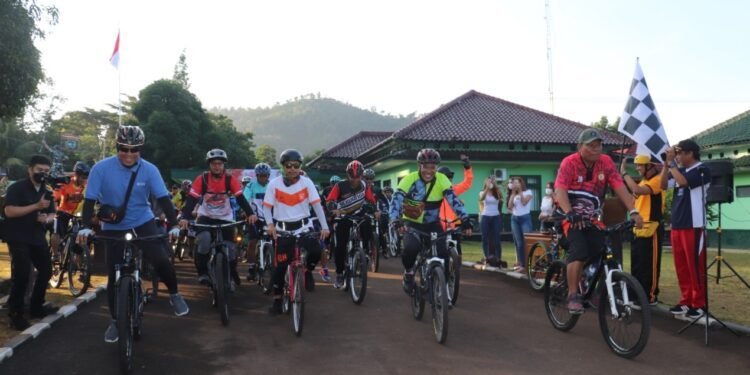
[478,177,504,267]
[507,176,533,272]
[538,182,555,231]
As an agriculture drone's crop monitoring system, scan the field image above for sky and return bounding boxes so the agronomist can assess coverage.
[34,0,750,143]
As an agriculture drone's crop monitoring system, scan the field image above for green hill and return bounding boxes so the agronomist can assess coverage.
[211,95,416,155]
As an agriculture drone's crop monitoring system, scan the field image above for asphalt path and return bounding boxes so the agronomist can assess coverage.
[2,257,749,375]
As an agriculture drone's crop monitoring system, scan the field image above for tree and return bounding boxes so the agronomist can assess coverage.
[207,113,256,168]
[303,148,326,166]
[172,49,190,90]
[591,115,620,133]
[0,0,58,120]
[255,144,278,168]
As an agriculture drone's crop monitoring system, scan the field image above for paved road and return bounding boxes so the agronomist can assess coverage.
[2,257,749,375]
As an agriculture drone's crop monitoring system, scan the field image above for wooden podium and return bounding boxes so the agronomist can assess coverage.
[524,231,553,265]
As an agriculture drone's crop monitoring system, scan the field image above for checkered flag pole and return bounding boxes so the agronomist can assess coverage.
[617,60,670,162]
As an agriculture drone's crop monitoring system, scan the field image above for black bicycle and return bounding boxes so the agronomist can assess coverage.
[254,222,275,294]
[190,221,244,326]
[95,233,166,374]
[543,220,650,358]
[527,217,568,292]
[369,214,382,272]
[49,211,92,297]
[335,215,370,305]
[405,226,459,344]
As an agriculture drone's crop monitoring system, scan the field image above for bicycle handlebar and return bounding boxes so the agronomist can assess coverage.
[190,221,245,230]
[94,233,167,243]
[407,227,461,241]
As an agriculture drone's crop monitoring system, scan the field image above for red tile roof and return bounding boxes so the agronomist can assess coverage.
[392,90,624,145]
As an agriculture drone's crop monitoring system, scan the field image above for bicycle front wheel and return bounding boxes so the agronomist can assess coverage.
[215,251,230,326]
[411,267,425,320]
[527,242,550,292]
[350,249,368,304]
[388,226,399,258]
[291,266,305,336]
[369,240,379,273]
[67,242,91,297]
[259,243,274,294]
[543,260,579,331]
[431,266,449,344]
[447,246,461,307]
[116,276,135,374]
[598,271,651,359]
[49,244,66,289]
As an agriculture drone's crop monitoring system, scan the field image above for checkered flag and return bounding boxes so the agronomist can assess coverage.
[617,61,670,162]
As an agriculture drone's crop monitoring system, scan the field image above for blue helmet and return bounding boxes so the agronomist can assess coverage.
[254,162,271,176]
[329,175,342,184]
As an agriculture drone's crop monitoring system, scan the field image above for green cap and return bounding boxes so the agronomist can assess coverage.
[578,128,603,145]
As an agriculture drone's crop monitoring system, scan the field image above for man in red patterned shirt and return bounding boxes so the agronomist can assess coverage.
[554,128,643,314]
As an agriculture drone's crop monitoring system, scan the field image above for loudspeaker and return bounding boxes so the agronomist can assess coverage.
[704,159,734,204]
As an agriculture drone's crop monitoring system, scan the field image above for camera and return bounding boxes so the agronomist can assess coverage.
[48,175,71,187]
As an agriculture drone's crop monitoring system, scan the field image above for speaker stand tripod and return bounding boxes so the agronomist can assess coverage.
[678,203,741,344]
[707,204,750,289]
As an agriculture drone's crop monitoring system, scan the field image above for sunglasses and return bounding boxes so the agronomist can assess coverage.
[118,146,141,154]
[284,163,301,170]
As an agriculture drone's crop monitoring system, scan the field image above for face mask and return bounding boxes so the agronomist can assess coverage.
[545,188,553,195]
[507,183,513,190]
[33,172,48,184]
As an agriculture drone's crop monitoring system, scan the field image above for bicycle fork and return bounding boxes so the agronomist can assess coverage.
[603,264,631,317]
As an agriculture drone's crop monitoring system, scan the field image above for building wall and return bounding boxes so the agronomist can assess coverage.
[706,170,750,249]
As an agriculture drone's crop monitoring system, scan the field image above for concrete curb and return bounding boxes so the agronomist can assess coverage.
[460,261,750,336]
[0,284,107,365]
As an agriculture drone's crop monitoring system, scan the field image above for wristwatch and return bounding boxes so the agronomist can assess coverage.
[628,209,639,216]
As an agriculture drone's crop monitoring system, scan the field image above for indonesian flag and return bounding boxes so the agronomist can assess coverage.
[109,31,120,68]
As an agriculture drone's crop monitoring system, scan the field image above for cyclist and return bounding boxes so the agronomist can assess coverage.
[388,148,472,291]
[554,128,643,314]
[50,161,89,253]
[242,163,271,280]
[318,175,341,282]
[263,149,329,315]
[76,125,189,343]
[179,149,258,287]
[364,168,390,253]
[437,154,474,232]
[326,161,377,288]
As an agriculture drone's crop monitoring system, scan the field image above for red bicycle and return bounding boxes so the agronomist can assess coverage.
[276,229,318,336]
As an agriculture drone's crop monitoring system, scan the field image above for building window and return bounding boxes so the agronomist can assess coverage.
[737,185,750,198]
[515,175,542,211]
[383,180,391,188]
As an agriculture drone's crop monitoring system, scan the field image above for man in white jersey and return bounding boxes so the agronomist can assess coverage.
[263,149,330,315]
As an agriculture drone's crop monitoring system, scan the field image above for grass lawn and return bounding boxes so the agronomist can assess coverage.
[461,240,750,327]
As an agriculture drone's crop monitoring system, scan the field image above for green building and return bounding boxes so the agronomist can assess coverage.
[693,110,750,249]
[307,90,625,230]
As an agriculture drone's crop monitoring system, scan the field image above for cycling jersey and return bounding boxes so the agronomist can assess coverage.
[263,175,325,225]
[439,166,473,230]
[243,181,268,216]
[54,177,85,214]
[326,180,376,215]
[189,172,243,222]
[390,171,467,224]
[554,153,623,220]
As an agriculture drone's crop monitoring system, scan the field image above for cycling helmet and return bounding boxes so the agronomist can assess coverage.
[73,161,90,176]
[241,176,252,184]
[181,179,192,190]
[363,168,376,180]
[437,166,454,179]
[417,148,441,164]
[329,175,342,185]
[116,125,145,146]
[634,154,658,165]
[206,148,228,163]
[279,149,303,165]
[346,160,364,178]
[254,162,271,176]
[383,186,394,194]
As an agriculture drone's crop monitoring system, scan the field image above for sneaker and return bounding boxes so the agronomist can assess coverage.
[104,320,119,343]
[305,270,315,292]
[319,267,331,282]
[648,300,659,306]
[685,308,705,319]
[567,295,584,315]
[197,274,211,286]
[334,273,345,289]
[8,312,30,331]
[246,264,257,282]
[169,293,190,316]
[669,304,689,315]
[402,271,415,293]
[268,299,283,316]
[29,305,58,319]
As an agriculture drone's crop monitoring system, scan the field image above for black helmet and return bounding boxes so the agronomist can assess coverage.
[363,168,375,180]
[254,162,271,176]
[116,125,145,147]
[279,149,303,165]
[73,161,90,176]
[417,148,441,164]
[437,166,454,179]
[206,148,228,163]
[346,160,364,178]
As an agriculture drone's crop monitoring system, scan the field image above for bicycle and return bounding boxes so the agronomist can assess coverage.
[95,232,166,374]
[543,220,651,358]
[254,221,275,294]
[190,221,244,326]
[276,228,319,337]
[405,226,459,344]
[48,211,92,297]
[527,217,568,292]
[369,214,382,272]
[386,221,403,258]
[334,215,371,304]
